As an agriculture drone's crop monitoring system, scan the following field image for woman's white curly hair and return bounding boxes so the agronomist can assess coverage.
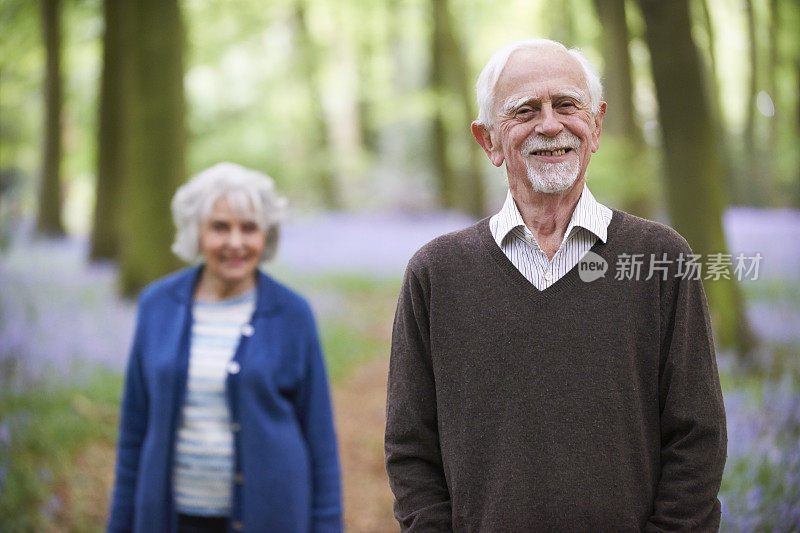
[170,162,287,263]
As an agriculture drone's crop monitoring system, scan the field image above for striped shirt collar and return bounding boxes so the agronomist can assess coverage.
[492,184,611,250]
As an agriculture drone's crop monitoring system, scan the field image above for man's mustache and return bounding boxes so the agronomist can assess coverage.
[522,133,581,153]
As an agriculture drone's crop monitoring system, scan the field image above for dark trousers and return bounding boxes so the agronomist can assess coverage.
[177,513,228,533]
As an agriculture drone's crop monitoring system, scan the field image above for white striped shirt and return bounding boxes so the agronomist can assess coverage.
[173,290,255,516]
[489,185,612,290]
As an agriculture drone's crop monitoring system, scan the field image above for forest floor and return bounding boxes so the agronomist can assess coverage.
[54,356,397,531]
[2,207,800,531]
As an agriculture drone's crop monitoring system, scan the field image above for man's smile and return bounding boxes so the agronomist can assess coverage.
[529,147,573,157]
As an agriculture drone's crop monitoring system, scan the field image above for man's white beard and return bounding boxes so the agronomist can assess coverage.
[521,133,581,193]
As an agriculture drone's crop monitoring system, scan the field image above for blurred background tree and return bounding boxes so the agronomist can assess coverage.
[2,0,799,347]
[2,1,800,530]
[36,0,66,236]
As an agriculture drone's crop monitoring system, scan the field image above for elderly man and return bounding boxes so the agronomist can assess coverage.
[385,38,727,532]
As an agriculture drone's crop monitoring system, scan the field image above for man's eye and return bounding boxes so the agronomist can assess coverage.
[211,222,228,231]
[241,222,259,232]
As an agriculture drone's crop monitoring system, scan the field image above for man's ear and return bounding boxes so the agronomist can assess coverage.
[590,101,607,154]
[471,121,505,167]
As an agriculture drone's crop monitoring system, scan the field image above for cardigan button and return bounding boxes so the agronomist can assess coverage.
[240,324,254,337]
[230,422,241,432]
[232,521,243,531]
[235,472,243,483]
[227,361,241,374]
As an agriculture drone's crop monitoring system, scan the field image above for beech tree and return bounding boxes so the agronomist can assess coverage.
[36,0,65,236]
[637,0,753,356]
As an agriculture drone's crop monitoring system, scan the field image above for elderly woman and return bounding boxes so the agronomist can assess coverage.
[108,163,342,533]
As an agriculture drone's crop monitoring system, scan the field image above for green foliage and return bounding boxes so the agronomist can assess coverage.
[585,135,662,218]
[271,269,401,381]
[0,270,399,529]
[0,368,122,532]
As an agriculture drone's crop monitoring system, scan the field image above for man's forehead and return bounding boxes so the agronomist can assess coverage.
[495,47,588,100]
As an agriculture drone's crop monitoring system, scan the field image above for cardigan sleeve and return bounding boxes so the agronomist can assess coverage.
[107,303,150,533]
[293,306,343,533]
[646,240,727,532]
[385,266,453,531]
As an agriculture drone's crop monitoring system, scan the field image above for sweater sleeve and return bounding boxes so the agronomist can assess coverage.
[294,306,343,533]
[107,303,150,533]
[646,241,727,532]
[385,265,452,531]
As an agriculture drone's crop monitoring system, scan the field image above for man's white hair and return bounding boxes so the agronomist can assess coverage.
[170,162,287,263]
[475,38,603,127]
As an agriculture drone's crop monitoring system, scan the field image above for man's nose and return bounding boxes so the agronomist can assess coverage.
[534,104,563,137]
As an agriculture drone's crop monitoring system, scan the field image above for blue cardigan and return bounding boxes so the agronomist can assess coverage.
[107,266,342,532]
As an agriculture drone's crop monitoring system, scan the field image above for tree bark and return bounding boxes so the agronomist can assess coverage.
[742,0,763,204]
[637,0,754,357]
[36,0,65,236]
[119,0,186,295]
[90,0,134,260]
[293,0,340,209]
[545,0,576,46]
[699,0,737,205]
[764,0,778,203]
[430,0,457,210]
[796,56,800,208]
[431,0,484,215]
[591,0,643,144]
[355,2,378,153]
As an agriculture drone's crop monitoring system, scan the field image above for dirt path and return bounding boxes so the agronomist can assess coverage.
[333,356,397,532]
[70,357,397,531]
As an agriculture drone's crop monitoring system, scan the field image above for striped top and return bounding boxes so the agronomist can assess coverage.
[173,289,256,516]
[489,185,612,290]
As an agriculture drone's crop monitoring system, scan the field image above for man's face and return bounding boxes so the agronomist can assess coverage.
[474,47,605,194]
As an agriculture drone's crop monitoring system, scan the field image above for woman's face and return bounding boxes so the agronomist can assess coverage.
[199,196,267,290]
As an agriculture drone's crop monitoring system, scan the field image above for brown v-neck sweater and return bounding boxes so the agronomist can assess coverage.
[385,210,726,532]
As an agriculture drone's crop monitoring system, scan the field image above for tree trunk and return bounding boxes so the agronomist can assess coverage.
[698,0,736,202]
[119,0,186,295]
[591,0,643,144]
[293,0,340,209]
[545,0,576,46]
[430,0,457,210]
[36,0,65,236]
[742,0,763,205]
[90,0,134,260]
[796,56,800,208]
[637,0,754,357]
[430,0,484,215]
[355,3,378,153]
[764,0,778,204]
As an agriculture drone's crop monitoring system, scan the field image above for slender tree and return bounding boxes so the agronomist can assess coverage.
[90,0,134,260]
[36,0,65,236]
[591,0,643,144]
[452,19,485,217]
[765,0,778,201]
[354,2,378,153]
[795,54,800,207]
[743,0,759,200]
[118,0,186,295]
[430,0,457,210]
[698,0,738,206]
[292,0,340,209]
[636,0,754,356]
[545,0,576,46]
[430,0,484,215]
